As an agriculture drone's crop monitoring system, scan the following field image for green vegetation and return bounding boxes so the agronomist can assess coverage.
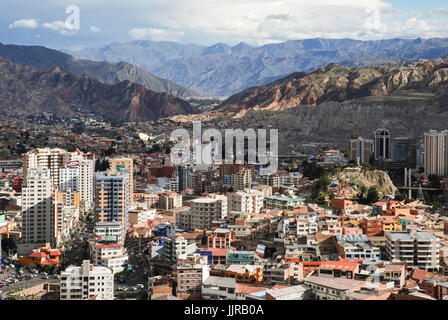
[395,192,407,201]
[356,186,380,204]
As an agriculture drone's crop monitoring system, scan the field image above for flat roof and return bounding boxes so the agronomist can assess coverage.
[203,276,236,287]
[305,275,364,290]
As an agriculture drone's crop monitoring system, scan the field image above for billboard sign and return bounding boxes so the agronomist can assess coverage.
[97,235,118,243]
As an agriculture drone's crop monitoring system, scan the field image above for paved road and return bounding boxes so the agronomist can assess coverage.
[115,239,151,299]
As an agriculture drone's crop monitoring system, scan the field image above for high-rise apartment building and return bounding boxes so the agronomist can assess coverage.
[233,168,252,191]
[424,130,448,177]
[109,157,134,205]
[385,231,440,272]
[59,167,79,192]
[227,189,264,213]
[348,136,374,164]
[23,148,75,186]
[259,174,280,188]
[60,260,114,300]
[190,194,227,230]
[60,159,95,211]
[374,129,392,161]
[19,167,54,255]
[95,171,129,243]
[158,190,183,210]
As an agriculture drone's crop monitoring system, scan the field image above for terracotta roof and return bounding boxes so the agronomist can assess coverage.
[411,268,427,281]
[236,284,268,294]
[29,252,46,258]
[384,264,405,272]
[320,260,359,271]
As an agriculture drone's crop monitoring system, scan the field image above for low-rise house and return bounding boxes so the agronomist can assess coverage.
[202,276,237,300]
[304,275,366,300]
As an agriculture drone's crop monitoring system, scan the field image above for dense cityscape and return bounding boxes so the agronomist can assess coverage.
[0,116,448,301]
[3,0,448,313]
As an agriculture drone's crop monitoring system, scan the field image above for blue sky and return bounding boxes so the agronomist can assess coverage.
[2,0,448,50]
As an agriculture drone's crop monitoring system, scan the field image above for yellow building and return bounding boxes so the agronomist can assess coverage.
[381,216,403,232]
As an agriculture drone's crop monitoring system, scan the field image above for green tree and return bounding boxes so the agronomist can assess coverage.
[366,186,380,204]
[395,193,407,201]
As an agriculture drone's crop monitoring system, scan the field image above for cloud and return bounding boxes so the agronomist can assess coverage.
[6,0,448,47]
[89,26,101,33]
[424,8,448,18]
[122,0,397,44]
[9,19,38,29]
[42,20,77,36]
[128,27,184,40]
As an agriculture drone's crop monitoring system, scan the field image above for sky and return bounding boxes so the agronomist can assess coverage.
[2,0,448,50]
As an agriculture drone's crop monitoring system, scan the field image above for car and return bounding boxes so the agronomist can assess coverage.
[136,284,144,289]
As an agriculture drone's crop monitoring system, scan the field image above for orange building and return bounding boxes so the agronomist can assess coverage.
[318,260,360,279]
[331,198,355,214]
[361,218,384,236]
[18,245,61,266]
[224,264,264,284]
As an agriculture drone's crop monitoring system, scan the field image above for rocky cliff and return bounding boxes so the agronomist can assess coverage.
[216,60,448,117]
[342,169,398,197]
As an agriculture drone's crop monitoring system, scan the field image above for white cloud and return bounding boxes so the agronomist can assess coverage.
[128,27,184,40]
[424,8,448,18]
[89,26,101,33]
[42,20,77,36]
[9,19,38,29]
[124,0,399,44]
[7,0,448,46]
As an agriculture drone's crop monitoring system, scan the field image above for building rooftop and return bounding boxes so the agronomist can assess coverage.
[203,276,236,287]
[266,285,310,299]
[388,232,414,240]
[320,260,359,271]
[305,275,364,290]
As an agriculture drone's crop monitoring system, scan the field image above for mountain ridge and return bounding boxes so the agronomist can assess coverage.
[214,58,448,117]
[67,38,448,96]
[0,57,197,122]
[0,42,199,99]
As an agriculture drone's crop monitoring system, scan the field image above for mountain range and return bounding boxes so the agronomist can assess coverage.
[0,57,196,122]
[67,38,448,97]
[0,43,199,99]
[215,58,448,117]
